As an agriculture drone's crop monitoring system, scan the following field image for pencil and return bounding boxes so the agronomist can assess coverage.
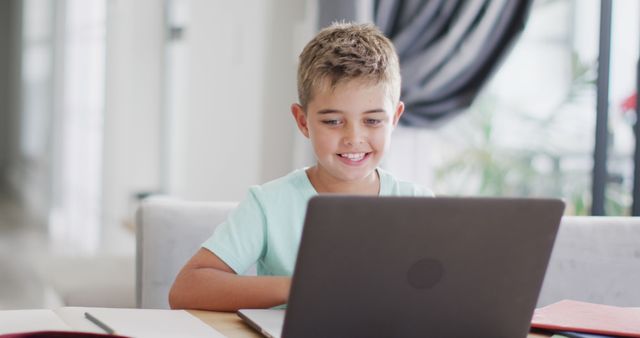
[84,311,116,335]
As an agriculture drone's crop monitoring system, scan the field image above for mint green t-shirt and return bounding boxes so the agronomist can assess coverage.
[202,167,433,276]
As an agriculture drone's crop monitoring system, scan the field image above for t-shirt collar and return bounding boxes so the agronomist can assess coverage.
[299,167,388,196]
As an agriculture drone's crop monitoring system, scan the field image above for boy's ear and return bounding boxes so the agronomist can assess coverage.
[291,103,310,138]
[392,101,405,127]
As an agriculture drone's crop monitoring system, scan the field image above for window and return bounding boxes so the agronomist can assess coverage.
[47,0,106,253]
[385,0,639,215]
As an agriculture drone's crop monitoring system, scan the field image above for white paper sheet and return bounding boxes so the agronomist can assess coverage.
[0,309,71,334]
[56,307,226,338]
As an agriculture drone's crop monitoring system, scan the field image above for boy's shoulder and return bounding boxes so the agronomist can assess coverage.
[248,168,314,200]
[379,168,434,197]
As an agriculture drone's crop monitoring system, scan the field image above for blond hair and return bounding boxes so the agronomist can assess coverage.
[297,22,401,110]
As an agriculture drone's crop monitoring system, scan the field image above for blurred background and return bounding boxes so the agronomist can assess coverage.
[0,0,638,310]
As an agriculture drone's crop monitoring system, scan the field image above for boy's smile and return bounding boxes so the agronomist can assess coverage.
[291,79,404,194]
[337,152,369,164]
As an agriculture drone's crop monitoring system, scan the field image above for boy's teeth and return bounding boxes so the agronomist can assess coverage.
[340,153,365,160]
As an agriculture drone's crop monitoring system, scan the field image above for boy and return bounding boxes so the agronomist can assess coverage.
[169,22,432,311]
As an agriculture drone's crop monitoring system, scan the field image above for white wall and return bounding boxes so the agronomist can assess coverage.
[164,0,316,201]
[102,0,164,253]
[165,0,266,201]
[0,0,317,254]
[100,0,317,253]
[259,0,316,183]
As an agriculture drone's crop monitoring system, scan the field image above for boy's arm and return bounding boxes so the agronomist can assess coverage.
[169,248,291,311]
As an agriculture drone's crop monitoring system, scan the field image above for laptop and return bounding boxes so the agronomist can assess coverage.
[238,196,565,338]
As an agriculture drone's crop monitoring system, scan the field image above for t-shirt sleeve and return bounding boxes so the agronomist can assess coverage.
[201,187,266,274]
[415,184,435,197]
[396,180,435,197]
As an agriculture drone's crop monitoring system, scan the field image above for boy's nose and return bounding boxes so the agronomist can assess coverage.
[342,125,365,146]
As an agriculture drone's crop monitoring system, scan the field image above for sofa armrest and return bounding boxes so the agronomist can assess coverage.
[538,216,640,306]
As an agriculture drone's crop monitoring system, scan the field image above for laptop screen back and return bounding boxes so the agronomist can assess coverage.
[281,196,564,338]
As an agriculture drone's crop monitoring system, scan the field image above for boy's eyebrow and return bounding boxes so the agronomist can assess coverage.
[316,108,387,115]
[316,109,341,115]
[363,109,387,114]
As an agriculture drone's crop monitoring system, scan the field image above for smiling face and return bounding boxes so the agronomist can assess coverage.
[291,79,404,193]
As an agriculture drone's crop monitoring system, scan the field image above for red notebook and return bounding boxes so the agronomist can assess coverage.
[0,331,130,338]
[531,300,640,337]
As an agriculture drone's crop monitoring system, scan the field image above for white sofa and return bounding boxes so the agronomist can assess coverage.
[135,197,640,309]
[135,197,238,309]
[537,216,640,307]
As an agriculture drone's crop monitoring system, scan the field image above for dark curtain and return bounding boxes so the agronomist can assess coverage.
[374,0,533,127]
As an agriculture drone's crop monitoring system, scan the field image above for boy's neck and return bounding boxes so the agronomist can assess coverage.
[305,166,380,195]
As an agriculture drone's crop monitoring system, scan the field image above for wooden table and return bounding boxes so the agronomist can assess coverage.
[189,310,261,338]
[189,310,552,338]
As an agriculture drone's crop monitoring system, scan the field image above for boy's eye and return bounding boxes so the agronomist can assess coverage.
[365,119,382,125]
[322,119,342,126]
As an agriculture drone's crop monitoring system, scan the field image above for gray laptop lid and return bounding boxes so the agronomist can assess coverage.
[279,196,564,338]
